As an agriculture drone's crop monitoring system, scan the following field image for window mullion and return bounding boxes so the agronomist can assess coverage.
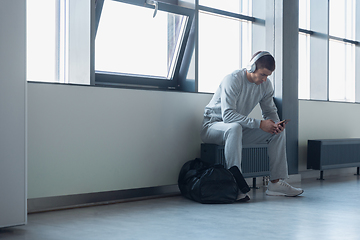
[57,0,69,84]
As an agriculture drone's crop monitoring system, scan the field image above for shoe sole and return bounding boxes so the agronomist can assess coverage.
[266,189,304,197]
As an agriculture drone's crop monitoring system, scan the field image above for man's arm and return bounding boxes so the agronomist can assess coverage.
[259,81,280,123]
[259,81,285,134]
[220,76,261,128]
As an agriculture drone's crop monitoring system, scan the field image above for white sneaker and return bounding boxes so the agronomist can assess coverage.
[266,180,304,197]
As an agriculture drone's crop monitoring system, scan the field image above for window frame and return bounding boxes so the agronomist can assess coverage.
[298,0,360,103]
[94,0,195,90]
[27,0,260,92]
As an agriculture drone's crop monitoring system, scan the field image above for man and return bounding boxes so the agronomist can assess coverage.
[200,51,303,200]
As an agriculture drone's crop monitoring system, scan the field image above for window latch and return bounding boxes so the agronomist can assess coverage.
[146,0,158,18]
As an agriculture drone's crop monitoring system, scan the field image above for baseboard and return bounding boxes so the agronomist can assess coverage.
[29,168,359,213]
[300,167,359,180]
[27,185,180,214]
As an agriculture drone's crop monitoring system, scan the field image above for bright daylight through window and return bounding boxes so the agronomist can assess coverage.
[329,0,356,102]
[298,0,358,103]
[95,0,189,87]
[298,0,310,100]
[27,0,57,83]
[27,0,259,93]
[27,0,91,84]
[198,0,252,93]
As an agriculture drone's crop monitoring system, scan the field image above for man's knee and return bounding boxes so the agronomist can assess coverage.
[270,128,286,144]
[224,123,243,140]
[278,128,286,138]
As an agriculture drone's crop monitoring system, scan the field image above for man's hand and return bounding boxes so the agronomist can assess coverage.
[260,119,285,134]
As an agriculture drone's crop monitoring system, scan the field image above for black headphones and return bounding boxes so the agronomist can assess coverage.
[246,51,271,73]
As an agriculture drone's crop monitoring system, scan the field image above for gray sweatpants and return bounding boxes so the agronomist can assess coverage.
[200,118,289,181]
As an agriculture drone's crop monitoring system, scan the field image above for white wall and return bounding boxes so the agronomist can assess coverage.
[299,100,360,171]
[0,0,27,228]
[27,83,212,199]
[27,84,360,199]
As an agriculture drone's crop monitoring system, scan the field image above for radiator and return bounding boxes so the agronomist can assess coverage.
[200,143,270,178]
[307,139,360,179]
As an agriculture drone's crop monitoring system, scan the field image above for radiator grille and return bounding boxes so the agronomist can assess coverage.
[308,139,360,170]
[322,144,360,165]
[201,143,270,178]
[242,145,270,178]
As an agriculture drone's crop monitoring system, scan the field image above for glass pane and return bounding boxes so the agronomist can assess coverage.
[27,0,57,82]
[198,12,251,93]
[329,0,355,39]
[329,40,355,102]
[95,0,188,79]
[299,0,310,29]
[199,0,252,16]
[298,33,310,99]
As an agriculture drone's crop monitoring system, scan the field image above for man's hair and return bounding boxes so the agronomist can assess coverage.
[251,51,275,72]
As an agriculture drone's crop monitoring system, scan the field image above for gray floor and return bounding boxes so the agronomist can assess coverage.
[1,174,360,240]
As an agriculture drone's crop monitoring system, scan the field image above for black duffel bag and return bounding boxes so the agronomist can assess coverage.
[178,158,240,204]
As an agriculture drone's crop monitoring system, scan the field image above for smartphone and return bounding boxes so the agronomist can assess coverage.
[278,119,290,126]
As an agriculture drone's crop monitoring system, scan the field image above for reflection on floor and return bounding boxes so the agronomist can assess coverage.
[1,174,360,240]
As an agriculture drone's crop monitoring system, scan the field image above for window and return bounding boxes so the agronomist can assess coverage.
[198,1,253,93]
[329,40,356,102]
[95,0,258,92]
[298,0,359,103]
[27,0,91,84]
[95,0,194,89]
[298,0,310,100]
[198,0,251,15]
[27,0,262,93]
[298,32,310,100]
[27,0,57,83]
[329,0,356,102]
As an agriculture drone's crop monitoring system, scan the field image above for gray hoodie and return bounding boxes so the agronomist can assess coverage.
[203,68,280,129]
